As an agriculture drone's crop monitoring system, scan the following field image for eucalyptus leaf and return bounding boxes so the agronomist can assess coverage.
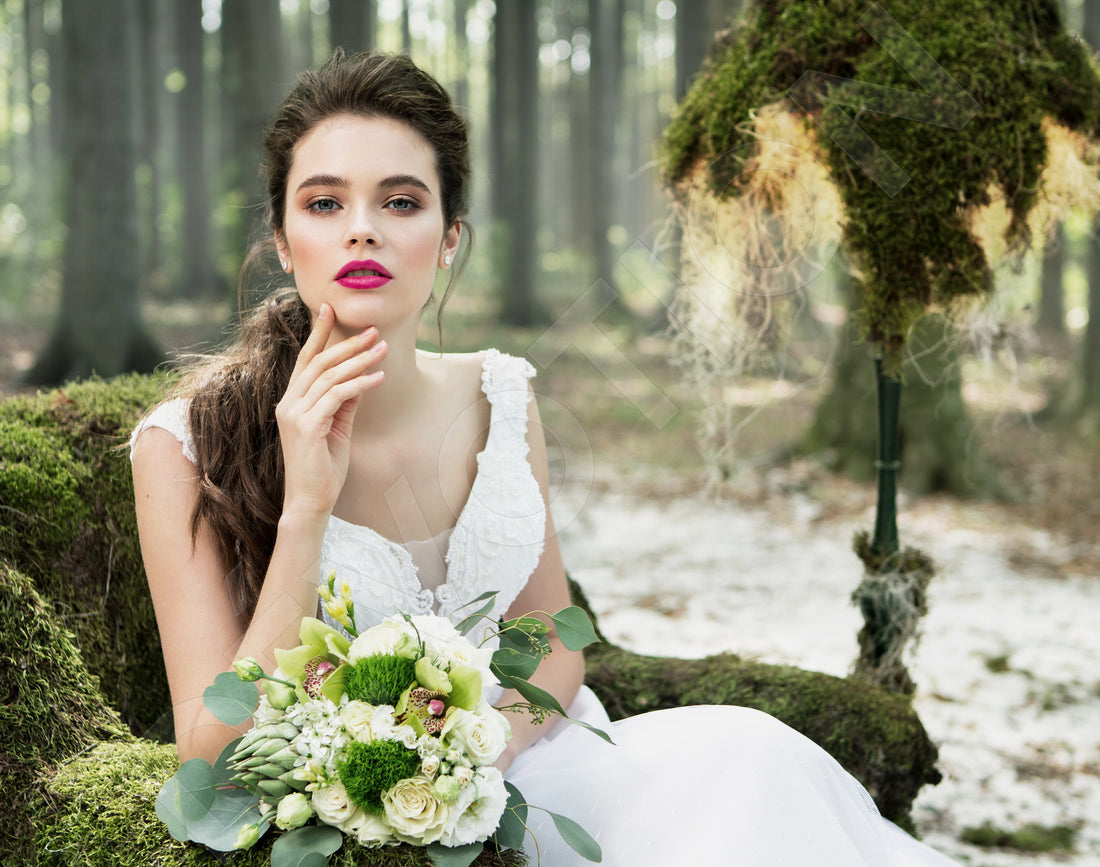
[562,716,615,745]
[174,758,216,820]
[510,677,566,717]
[549,810,602,862]
[204,671,259,725]
[455,597,496,636]
[493,782,529,850]
[550,606,600,651]
[490,646,540,681]
[185,783,266,852]
[154,776,190,841]
[426,842,484,867]
[271,824,344,867]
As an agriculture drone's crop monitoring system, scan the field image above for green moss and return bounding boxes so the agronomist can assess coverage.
[35,740,525,866]
[582,643,939,828]
[663,0,1100,366]
[0,373,176,735]
[0,562,131,863]
[961,820,1077,852]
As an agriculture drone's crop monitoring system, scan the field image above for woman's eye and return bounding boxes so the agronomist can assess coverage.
[307,198,339,213]
[386,197,418,212]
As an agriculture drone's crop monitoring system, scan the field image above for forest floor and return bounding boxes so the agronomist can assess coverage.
[3,296,1099,865]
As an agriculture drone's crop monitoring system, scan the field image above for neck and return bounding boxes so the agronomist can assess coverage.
[349,319,427,438]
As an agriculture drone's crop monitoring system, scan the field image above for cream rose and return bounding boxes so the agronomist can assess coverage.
[442,707,510,766]
[340,700,376,741]
[347,617,417,663]
[311,781,357,826]
[382,775,450,843]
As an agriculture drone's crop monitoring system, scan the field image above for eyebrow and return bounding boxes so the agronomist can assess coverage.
[295,173,433,195]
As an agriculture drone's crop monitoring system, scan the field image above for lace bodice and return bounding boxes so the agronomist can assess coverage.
[129,350,546,644]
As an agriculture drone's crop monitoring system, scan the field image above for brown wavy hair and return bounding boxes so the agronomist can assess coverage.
[176,51,471,618]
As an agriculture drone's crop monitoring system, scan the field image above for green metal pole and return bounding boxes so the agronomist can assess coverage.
[871,356,901,562]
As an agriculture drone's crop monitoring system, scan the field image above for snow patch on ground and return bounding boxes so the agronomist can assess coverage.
[553,482,1100,866]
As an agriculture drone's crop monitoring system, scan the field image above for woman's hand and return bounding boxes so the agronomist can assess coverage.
[275,303,387,520]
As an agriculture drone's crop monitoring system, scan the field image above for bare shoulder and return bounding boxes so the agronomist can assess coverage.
[417,348,493,401]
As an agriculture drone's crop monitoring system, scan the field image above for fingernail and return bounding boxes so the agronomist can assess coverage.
[360,326,376,337]
[374,340,387,352]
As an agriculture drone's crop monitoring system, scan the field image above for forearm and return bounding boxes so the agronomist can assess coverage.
[495,636,585,772]
[231,509,330,673]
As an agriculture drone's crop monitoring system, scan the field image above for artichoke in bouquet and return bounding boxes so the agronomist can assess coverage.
[229,721,308,804]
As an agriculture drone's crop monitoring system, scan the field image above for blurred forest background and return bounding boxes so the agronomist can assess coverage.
[0,0,1098,572]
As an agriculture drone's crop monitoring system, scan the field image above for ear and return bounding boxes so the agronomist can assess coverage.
[275,230,293,273]
[439,222,461,268]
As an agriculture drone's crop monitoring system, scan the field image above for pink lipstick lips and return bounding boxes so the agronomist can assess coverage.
[336,259,392,289]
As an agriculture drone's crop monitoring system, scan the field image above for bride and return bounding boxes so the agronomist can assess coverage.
[131,50,959,865]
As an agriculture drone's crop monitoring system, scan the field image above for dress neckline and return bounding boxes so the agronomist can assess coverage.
[325,351,499,577]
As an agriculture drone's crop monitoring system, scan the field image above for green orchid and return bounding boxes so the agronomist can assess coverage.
[273,617,351,704]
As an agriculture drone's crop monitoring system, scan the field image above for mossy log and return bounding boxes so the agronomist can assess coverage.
[1,375,943,863]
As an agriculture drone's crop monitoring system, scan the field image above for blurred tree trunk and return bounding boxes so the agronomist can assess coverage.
[802,274,993,497]
[173,0,218,297]
[1038,225,1065,336]
[492,0,539,325]
[1080,0,1100,416]
[568,3,594,254]
[329,0,374,54]
[452,0,470,111]
[27,0,161,385]
[588,0,625,307]
[401,1,411,55]
[220,0,284,293]
[136,0,169,287]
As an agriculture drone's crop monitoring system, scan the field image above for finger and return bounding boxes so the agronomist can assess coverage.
[296,338,387,413]
[303,370,385,434]
[288,303,336,388]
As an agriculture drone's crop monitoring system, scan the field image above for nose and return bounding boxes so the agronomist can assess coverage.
[344,207,379,247]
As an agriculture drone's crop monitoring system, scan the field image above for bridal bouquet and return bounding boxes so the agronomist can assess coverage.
[157,577,605,866]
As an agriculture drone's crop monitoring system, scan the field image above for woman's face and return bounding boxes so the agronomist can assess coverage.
[277,113,460,339]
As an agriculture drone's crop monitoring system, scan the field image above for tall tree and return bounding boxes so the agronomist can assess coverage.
[492,0,539,325]
[27,0,160,385]
[588,0,625,306]
[172,0,218,297]
[220,0,285,292]
[329,0,375,55]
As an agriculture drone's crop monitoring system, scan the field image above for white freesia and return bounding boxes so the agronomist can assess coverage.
[442,706,511,766]
[382,775,450,843]
[438,766,509,847]
[311,781,357,826]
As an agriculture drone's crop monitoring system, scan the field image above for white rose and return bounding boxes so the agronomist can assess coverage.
[311,781,357,827]
[421,754,441,776]
[340,806,396,847]
[382,775,450,844]
[438,766,508,847]
[454,765,473,787]
[340,700,376,741]
[347,618,416,663]
[442,707,510,766]
[408,614,460,647]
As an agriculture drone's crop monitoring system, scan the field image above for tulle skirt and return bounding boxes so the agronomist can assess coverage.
[505,687,958,866]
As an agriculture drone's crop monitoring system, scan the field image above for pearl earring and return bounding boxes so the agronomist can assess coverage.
[443,255,452,266]
[279,259,288,271]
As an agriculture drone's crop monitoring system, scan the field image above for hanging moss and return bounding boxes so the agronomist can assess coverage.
[663,0,1100,365]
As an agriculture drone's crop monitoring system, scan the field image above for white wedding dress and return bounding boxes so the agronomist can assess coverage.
[132,349,959,866]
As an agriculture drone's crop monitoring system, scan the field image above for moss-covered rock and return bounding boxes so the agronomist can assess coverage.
[0,374,174,735]
[0,562,132,863]
[1,375,945,863]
